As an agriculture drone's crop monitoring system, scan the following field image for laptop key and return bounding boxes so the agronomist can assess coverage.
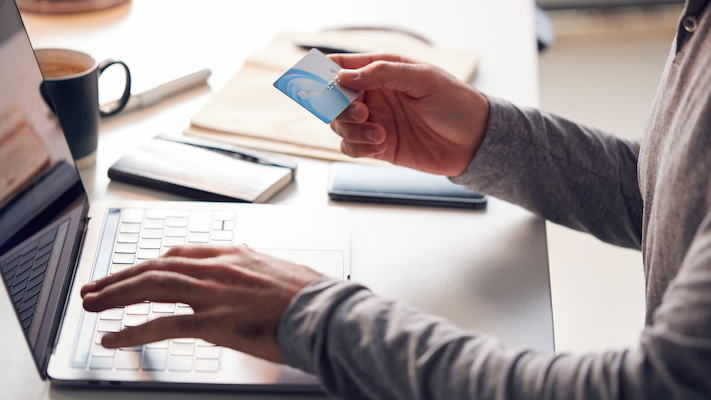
[142,349,168,370]
[16,259,34,276]
[195,359,219,372]
[89,356,114,370]
[168,355,193,371]
[99,308,124,320]
[137,249,160,259]
[121,209,144,223]
[152,303,175,313]
[166,217,188,227]
[119,223,141,233]
[143,219,165,229]
[110,264,132,274]
[92,345,116,357]
[95,331,108,344]
[13,265,31,284]
[138,239,161,249]
[29,262,48,281]
[196,346,220,359]
[11,279,28,295]
[210,231,233,241]
[173,338,196,344]
[97,320,122,332]
[124,315,148,327]
[164,227,187,237]
[187,232,209,243]
[189,211,212,232]
[117,233,139,243]
[116,351,141,370]
[2,257,19,274]
[163,237,185,247]
[112,253,135,264]
[176,307,194,316]
[19,293,39,314]
[114,243,138,253]
[126,303,150,315]
[170,343,194,356]
[36,242,53,258]
[141,229,164,239]
[24,281,42,299]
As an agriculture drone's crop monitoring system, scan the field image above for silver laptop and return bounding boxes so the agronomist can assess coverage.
[0,0,348,391]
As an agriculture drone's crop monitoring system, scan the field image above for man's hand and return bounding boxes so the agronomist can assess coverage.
[329,53,490,177]
[81,245,322,364]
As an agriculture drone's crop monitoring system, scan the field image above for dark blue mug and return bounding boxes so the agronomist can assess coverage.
[36,48,131,168]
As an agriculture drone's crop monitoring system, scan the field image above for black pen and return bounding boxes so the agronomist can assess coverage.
[295,44,355,55]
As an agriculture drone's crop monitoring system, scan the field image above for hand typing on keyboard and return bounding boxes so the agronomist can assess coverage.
[80,244,322,364]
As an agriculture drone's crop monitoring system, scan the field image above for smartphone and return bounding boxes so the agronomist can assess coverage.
[327,162,487,209]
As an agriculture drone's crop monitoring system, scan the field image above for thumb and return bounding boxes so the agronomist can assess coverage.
[338,61,443,99]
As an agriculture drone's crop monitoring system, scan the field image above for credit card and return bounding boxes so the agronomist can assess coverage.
[273,48,361,124]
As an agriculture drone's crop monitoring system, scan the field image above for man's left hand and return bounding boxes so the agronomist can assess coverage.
[81,244,322,363]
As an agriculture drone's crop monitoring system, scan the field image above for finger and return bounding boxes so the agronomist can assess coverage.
[81,255,214,297]
[340,140,388,159]
[337,61,444,98]
[330,120,384,145]
[101,314,204,348]
[328,52,416,69]
[83,270,212,312]
[333,101,369,123]
[162,244,235,259]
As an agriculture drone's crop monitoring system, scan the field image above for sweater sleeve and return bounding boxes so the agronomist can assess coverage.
[278,260,711,400]
[451,96,643,249]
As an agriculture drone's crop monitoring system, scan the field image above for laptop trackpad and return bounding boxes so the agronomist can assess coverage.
[256,249,344,280]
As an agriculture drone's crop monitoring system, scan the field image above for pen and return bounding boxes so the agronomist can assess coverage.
[102,68,212,115]
[295,44,355,55]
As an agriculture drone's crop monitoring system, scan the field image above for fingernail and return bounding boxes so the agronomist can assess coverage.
[349,105,360,121]
[102,333,117,347]
[366,128,378,143]
[81,282,96,296]
[340,69,360,80]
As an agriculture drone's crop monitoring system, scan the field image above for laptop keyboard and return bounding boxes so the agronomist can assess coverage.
[88,208,235,372]
[1,225,59,336]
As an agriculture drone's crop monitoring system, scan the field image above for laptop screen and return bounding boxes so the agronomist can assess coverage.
[0,0,89,376]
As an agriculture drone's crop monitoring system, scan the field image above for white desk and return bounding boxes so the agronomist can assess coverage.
[3,1,547,399]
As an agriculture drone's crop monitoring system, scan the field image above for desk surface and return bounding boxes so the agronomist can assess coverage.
[2,1,547,399]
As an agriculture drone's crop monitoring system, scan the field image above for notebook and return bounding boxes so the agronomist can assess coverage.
[108,134,297,203]
[0,0,348,392]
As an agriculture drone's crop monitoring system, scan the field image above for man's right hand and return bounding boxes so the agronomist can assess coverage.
[329,53,490,177]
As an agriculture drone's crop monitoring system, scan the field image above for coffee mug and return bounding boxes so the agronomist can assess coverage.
[35,48,131,168]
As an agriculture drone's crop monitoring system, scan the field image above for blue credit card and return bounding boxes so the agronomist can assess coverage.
[274,48,361,124]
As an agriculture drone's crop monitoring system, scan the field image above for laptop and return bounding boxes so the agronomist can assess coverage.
[0,0,349,391]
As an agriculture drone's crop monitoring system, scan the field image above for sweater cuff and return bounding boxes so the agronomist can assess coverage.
[450,96,523,191]
[277,276,371,373]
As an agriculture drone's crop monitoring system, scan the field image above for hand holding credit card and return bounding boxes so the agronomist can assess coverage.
[273,48,361,123]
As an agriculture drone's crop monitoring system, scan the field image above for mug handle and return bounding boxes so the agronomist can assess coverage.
[98,59,131,117]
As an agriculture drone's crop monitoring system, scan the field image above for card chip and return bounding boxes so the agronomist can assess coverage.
[297,89,310,99]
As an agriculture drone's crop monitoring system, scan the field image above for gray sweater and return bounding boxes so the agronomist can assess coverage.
[277,1,711,398]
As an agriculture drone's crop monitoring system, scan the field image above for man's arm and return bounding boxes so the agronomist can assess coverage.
[279,222,711,400]
[452,97,643,249]
[329,54,643,249]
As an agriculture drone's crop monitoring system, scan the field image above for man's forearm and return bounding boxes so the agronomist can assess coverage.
[452,97,643,249]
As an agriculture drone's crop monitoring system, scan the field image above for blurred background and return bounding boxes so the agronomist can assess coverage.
[536,1,682,355]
